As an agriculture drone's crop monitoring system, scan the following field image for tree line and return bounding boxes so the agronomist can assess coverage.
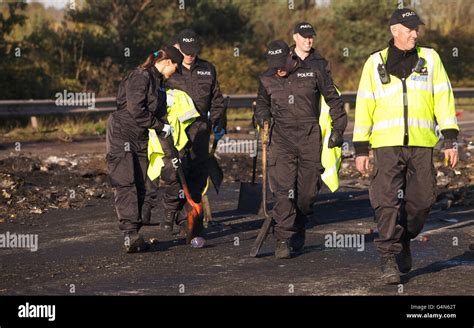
[1,0,473,100]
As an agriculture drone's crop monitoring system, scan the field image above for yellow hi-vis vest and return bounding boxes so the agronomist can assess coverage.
[320,94,342,192]
[147,89,200,181]
[353,46,459,148]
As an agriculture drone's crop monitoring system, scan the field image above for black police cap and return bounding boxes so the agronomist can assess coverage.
[389,8,425,29]
[163,45,183,74]
[177,29,201,56]
[293,22,316,37]
[266,40,290,69]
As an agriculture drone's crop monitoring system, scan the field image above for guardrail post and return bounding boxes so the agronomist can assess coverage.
[30,116,38,131]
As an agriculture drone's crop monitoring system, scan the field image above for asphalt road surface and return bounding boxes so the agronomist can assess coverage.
[0,182,473,295]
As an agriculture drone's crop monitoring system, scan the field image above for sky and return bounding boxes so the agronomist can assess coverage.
[28,0,68,9]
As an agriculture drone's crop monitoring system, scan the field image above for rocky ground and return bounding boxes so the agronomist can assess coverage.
[1,134,473,223]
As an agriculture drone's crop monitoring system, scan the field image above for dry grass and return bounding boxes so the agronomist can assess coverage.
[1,115,108,142]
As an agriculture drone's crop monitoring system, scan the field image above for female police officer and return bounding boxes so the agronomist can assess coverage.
[106,45,183,253]
[255,40,347,259]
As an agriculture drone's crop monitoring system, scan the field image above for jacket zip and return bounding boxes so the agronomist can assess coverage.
[401,77,408,146]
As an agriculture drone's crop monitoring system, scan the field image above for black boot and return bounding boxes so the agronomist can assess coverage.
[290,230,305,254]
[396,239,412,273]
[380,255,401,284]
[174,222,187,240]
[162,210,176,233]
[275,240,291,259]
[123,231,149,253]
[141,205,152,226]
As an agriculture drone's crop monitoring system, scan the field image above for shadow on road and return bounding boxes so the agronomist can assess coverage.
[208,190,373,236]
[402,250,474,284]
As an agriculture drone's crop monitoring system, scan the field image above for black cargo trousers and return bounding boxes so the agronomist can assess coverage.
[106,113,152,233]
[268,119,324,243]
[370,146,437,256]
[139,133,174,225]
[160,119,211,226]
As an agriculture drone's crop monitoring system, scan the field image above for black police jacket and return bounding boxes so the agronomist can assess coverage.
[256,51,347,131]
[165,57,226,129]
[114,66,168,151]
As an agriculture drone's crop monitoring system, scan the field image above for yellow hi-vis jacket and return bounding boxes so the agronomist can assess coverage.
[320,94,342,192]
[147,89,200,181]
[353,46,459,148]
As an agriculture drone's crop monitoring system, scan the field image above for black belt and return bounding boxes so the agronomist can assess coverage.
[274,117,318,125]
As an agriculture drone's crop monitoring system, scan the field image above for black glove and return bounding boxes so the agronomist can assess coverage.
[328,129,344,149]
[254,115,269,128]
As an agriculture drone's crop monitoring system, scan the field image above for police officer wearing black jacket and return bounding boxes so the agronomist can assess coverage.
[255,40,347,259]
[291,22,324,62]
[162,29,226,237]
[290,22,346,177]
[106,45,183,253]
[290,23,340,114]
